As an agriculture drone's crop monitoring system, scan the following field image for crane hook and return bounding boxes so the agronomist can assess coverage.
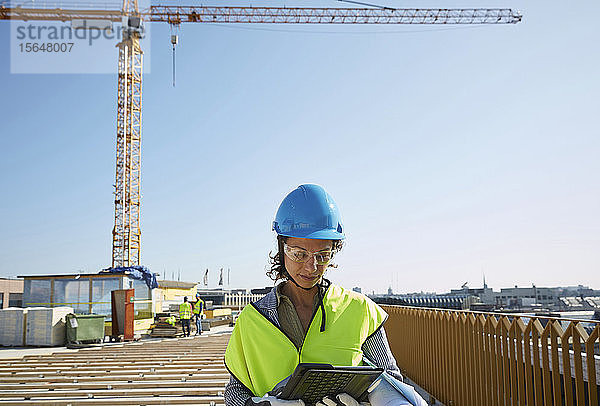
[170,25,179,87]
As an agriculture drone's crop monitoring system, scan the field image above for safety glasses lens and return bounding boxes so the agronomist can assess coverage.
[284,245,333,265]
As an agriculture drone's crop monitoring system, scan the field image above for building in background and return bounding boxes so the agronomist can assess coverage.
[558,285,599,297]
[371,292,477,310]
[0,277,24,308]
[371,281,600,313]
[154,280,198,313]
[19,272,153,320]
[494,285,559,308]
[449,280,495,305]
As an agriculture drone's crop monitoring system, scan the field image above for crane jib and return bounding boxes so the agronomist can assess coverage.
[149,6,522,25]
[1,6,522,25]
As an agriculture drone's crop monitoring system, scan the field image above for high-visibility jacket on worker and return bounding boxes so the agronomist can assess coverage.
[224,284,387,397]
[193,299,204,316]
[179,302,193,320]
[166,315,176,326]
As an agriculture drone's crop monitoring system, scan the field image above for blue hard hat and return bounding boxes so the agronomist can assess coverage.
[273,184,345,240]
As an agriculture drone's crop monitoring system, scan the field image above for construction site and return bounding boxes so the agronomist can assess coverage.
[2,0,600,405]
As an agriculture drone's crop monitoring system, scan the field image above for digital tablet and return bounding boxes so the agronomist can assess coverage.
[273,363,383,406]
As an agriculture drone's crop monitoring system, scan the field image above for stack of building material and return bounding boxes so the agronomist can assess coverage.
[205,308,233,329]
[204,308,232,319]
[0,308,27,346]
[25,307,73,347]
[149,320,180,338]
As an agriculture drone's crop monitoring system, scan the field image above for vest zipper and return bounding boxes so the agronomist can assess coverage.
[298,282,331,361]
[297,299,323,361]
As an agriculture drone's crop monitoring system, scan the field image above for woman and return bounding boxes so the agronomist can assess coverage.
[225,184,426,406]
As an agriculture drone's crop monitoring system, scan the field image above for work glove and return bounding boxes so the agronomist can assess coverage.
[316,393,368,406]
[368,377,427,406]
[247,395,305,406]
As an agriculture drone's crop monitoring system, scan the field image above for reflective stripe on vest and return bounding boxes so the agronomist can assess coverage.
[224,284,387,396]
[179,302,192,319]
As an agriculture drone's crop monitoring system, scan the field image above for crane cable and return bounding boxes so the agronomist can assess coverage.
[336,0,396,11]
[170,26,179,87]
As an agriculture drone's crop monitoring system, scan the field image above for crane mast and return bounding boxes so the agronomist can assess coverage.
[112,0,143,267]
[0,3,522,269]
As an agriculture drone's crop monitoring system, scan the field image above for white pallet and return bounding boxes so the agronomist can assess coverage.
[25,307,73,347]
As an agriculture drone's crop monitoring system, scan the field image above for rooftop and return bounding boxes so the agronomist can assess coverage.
[157,280,197,289]
[18,273,129,279]
[0,326,233,404]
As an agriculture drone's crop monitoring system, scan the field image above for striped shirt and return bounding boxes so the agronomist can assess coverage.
[224,284,403,406]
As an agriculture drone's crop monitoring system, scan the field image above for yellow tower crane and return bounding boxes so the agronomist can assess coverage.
[0,2,522,268]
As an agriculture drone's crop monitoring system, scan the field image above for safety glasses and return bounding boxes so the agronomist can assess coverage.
[283,243,334,266]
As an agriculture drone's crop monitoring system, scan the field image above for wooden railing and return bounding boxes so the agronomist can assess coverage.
[382,305,600,406]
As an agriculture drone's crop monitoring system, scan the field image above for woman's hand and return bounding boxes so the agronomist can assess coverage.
[316,393,367,406]
[247,395,305,406]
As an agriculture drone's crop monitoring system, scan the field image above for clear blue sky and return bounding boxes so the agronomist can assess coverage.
[1,0,598,294]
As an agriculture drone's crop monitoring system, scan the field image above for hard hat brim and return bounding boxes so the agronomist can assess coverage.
[277,228,345,240]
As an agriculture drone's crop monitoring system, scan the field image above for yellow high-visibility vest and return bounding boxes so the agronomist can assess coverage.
[179,302,193,320]
[193,299,204,315]
[224,284,387,397]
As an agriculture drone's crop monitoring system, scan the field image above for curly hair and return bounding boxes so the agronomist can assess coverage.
[266,235,344,282]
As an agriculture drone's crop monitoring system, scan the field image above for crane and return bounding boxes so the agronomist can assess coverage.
[1,2,522,269]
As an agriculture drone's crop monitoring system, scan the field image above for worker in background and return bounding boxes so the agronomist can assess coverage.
[193,293,205,335]
[224,184,427,406]
[179,296,193,337]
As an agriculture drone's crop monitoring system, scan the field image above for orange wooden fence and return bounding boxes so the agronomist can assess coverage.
[382,306,600,406]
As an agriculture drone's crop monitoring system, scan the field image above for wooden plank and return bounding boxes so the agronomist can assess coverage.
[515,318,527,406]
[4,358,225,367]
[0,372,230,384]
[0,361,225,372]
[9,395,224,405]
[0,386,226,399]
[585,325,599,406]
[0,379,229,391]
[0,368,227,379]
[19,354,228,362]
[0,362,225,371]
[16,353,226,361]
[21,346,229,355]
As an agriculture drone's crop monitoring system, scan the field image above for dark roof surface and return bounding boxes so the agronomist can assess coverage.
[18,273,127,279]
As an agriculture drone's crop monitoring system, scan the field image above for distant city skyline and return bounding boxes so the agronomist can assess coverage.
[361,282,599,296]
[1,0,598,294]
